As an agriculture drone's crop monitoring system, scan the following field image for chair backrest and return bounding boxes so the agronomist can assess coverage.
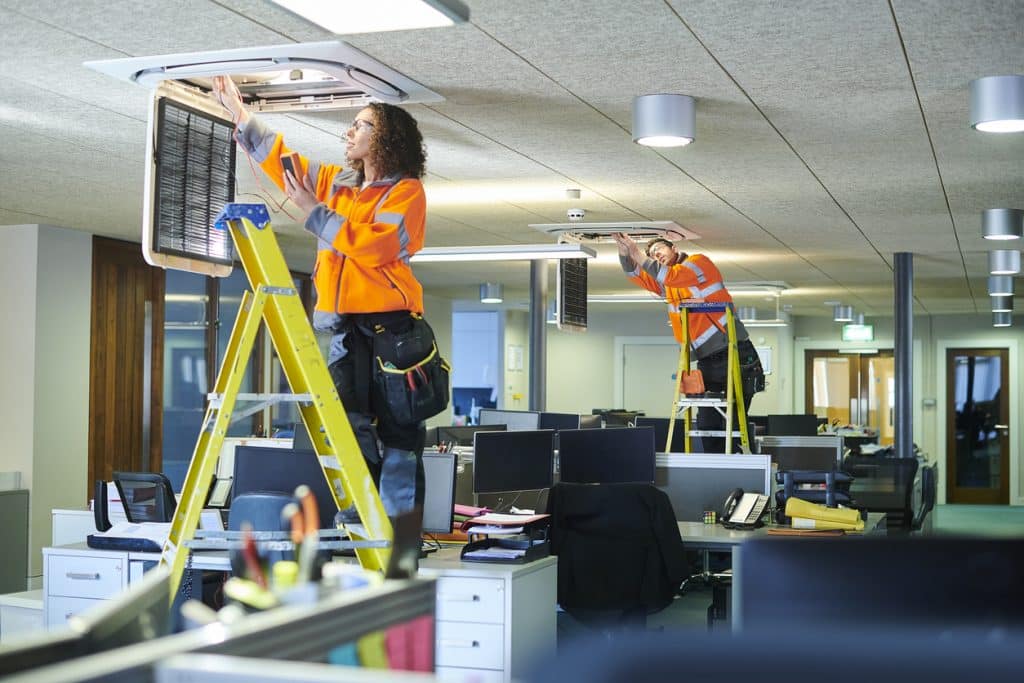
[844,455,919,528]
[228,491,293,564]
[546,482,687,615]
[912,463,937,531]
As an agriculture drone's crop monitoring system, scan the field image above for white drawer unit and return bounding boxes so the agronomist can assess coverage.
[42,544,131,629]
[435,576,504,624]
[420,550,557,683]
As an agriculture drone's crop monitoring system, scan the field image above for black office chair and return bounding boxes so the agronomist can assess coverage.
[911,463,937,532]
[546,482,687,634]
[843,454,919,532]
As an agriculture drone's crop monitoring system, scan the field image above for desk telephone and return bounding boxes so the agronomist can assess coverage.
[721,488,770,529]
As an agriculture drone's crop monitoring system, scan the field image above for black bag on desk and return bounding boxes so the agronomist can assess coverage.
[371,314,451,425]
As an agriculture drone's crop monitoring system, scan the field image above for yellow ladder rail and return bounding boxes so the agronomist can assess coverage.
[159,205,392,601]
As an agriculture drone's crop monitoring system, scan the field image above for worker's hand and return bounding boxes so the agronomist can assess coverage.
[212,75,250,126]
[283,165,320,217]
[611,231,632,255]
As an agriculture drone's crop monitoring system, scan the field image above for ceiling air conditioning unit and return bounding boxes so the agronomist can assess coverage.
[529,220,700,244]
[84,40,442,112]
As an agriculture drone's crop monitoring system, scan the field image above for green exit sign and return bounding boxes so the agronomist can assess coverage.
[842,323,874,342]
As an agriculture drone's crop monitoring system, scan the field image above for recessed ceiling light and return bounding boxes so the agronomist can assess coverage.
[269,0,469,33]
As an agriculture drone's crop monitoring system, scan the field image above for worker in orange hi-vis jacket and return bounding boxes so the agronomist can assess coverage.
[214,75,436,525]
[612,232,765,453]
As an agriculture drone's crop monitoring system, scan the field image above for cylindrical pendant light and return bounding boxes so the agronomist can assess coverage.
[992,295,1013,313]
[989,249,1021,275]
[982,208,1023,240]
[833,304,853,322]
[737,306,757,321]
[987,275,1014,296]
[970,75,1024,133]
[479,282,503,303]
[993,311,1012,327]
[632,94,696,147]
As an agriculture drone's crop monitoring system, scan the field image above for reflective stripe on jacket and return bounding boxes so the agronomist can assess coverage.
[624,253,747,359]
[237,117,425,318]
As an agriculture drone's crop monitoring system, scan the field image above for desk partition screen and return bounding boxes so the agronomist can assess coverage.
[655,454,771,521]
[758,435,843,472]
[478,408,541,431]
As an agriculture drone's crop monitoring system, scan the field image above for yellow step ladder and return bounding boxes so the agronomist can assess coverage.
[159,204,392,599]
[666,302,750,454]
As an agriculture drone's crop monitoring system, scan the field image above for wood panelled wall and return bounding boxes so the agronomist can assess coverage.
[89,237,164,495]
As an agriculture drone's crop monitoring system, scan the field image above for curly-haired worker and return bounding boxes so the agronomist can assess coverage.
[213,76,430,523]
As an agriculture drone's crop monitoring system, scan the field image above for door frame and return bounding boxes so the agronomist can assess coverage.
[614,336,678,411]
[937,338,1019,506]
[803,349,895,429]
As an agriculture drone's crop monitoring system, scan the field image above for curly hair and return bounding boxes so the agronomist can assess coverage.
[348,103,427,180]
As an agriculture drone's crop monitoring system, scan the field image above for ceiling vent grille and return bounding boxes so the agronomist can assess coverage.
[529,221,699,244]
[84,41,442,112]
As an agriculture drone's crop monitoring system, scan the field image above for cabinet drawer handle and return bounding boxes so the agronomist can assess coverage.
[440,593,480,603]
[66,572,101,581]
[439,639,480,649]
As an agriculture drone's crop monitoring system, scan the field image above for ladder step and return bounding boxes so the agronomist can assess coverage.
[677,397,729,406]
[688,430,747,437]
[207,392,314,406]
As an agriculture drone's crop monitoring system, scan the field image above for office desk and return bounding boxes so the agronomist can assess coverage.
[676,513,887,628]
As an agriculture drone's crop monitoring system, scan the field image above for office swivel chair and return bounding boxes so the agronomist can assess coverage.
[546,482,687,633]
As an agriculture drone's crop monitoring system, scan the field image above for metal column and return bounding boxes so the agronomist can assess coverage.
[894,252,913,459]
[528,260,547,411]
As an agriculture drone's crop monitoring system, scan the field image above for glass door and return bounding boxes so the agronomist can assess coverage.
[945,348,1010,504]
[805,350,894,444]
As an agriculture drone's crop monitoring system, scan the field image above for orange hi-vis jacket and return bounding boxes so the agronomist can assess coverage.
[237,117,426,319]
[623,252,747,360]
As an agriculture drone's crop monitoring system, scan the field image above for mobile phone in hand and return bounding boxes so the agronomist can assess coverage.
[281,152,301,180]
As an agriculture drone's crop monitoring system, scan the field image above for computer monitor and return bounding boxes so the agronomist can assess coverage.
[232,446,338,529]
[634,417,689,453]
[766,413,819,436]
[759,436,843,472]
[558,426,656,484]
[112,472,177,523]
[422,452,457,534]
[578,414,602,429]
[70,565,172,652]
[736,536,1024,634]
[435,423,507,447]
[538,412,581,431]
[478,408,541,431]
[473,430,555,494]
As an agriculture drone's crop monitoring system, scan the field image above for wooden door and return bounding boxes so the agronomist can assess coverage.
[945,348,1010,504]
[88,237,164,495]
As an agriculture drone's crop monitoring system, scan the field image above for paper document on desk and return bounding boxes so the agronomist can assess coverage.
[101,521,171,545]
[465,525,524,535]
[462,547,526,560]
[790,517,861,531]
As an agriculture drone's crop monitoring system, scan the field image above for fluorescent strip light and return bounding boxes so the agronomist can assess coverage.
[411,244,596,263]
[269,0,468,33]
[743,320,790,328]
[840,348,879,354]
[587,294,666,304]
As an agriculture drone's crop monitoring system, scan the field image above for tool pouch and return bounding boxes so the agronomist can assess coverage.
[680,369,706,396]
[372,315,451,425]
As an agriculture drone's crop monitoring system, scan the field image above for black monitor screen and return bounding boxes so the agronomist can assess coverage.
[232,446,338,529]
[478,408,540,431]
[578,414,602,429]
[422,453,457,534]
[558,426,656,484]
[473,430,555,494]
[738,536,1024,633]
[634,417,689,453]
[539,412,581,431]
[766,414,819,436]
[436,424,507,447]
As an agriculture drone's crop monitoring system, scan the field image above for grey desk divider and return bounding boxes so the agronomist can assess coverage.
[654,453,772,522]
[758,435,843,473]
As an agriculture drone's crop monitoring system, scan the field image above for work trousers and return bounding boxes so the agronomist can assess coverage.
[695,339,764,453]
